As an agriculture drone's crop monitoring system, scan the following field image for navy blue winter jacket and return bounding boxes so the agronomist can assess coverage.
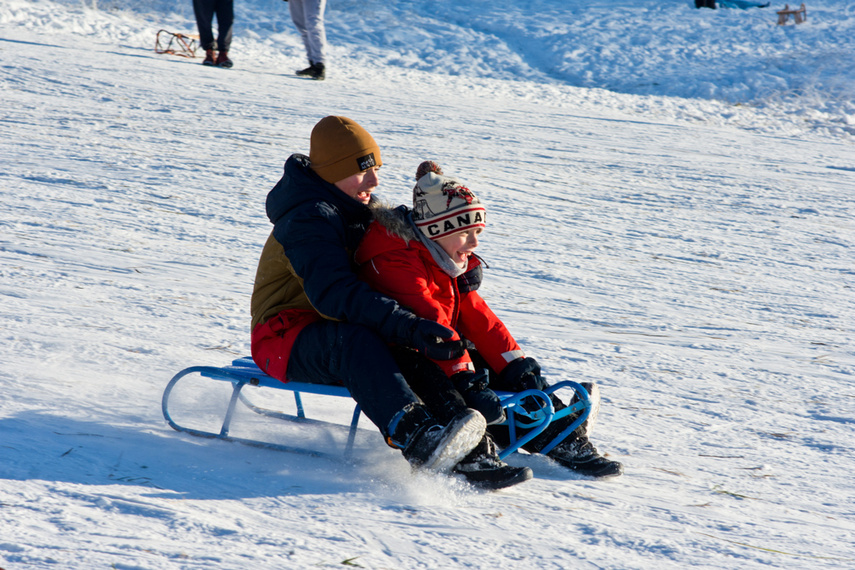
[250,153,419,344]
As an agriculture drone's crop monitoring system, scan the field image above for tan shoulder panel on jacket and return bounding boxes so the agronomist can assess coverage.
[250,232,315,331]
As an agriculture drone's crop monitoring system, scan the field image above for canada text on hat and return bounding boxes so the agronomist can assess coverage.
[412,162,486,240]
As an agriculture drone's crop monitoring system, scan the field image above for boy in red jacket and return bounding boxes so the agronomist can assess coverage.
[356,161,623,479]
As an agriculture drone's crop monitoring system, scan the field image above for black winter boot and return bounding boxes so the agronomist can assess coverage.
[296,62,325,80]
[548,435,623,479]
[387,404,485,473]
[202,49,216,66]
[453,435,532,491]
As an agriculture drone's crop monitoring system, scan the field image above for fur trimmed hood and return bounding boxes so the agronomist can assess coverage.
[367,201,420,243]
[356,202,423,268]
[358,201,468,279]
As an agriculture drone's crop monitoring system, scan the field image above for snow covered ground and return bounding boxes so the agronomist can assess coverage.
[1,0,854,568]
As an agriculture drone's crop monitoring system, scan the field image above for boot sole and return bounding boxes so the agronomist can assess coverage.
[562,459,624,479]
[421,410,486,473]
[460,466,534,491]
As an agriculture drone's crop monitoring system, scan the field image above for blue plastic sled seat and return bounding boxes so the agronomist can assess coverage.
[162,357,591,461]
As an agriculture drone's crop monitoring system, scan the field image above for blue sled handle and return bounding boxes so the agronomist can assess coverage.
[494,380,592,459]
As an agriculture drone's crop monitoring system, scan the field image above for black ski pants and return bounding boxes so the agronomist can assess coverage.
[388,346,469,424]
[288,321,421,438]
[193,0,234,52]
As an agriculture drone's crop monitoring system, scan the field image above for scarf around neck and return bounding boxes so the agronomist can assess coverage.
[407,212,466,278]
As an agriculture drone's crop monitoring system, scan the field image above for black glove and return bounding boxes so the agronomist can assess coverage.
[499,357,547,392]
[409,319,469,361]
[499,357,549,414]
[452,368,489,393]
[452,370,505,425]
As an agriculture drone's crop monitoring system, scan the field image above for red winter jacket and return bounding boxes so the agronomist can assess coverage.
[354,206,524,379]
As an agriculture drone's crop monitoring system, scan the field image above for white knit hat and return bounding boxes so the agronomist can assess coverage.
[412,161,486,240]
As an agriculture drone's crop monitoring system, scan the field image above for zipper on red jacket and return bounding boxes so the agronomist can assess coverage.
[450,275,461,330]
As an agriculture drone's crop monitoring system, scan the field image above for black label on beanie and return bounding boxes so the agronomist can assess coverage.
[356,153,376,171]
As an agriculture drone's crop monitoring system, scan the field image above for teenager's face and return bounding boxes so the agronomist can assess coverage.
[435,228,483,269]
[334,167,380,204]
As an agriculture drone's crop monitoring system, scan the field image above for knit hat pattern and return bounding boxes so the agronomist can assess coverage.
[412,161,486,240]
[309,116,382,184]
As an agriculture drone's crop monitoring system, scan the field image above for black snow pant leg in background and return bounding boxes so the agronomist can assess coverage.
[288,321,420,437]
[214,0,233,52]
[193,0,233,51]
[193,0,216,50]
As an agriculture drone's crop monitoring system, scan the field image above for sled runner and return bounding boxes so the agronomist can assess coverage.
[154,30,199,58]
[162,357,592,461]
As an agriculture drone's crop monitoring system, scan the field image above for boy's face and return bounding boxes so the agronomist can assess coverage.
[335,167,380,204]
[435,228,483,269]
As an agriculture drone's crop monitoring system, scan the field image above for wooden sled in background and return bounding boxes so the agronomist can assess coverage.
[154,30,199,58]
[777,3,807,25]
[162,357,591,461]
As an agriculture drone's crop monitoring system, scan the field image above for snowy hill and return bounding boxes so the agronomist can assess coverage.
[1,0,854,568]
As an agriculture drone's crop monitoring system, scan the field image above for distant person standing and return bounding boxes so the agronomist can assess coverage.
[287,0,327,80]
[193,0,234,68]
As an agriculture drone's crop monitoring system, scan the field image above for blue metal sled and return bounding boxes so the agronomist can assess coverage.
[162,357,591,461]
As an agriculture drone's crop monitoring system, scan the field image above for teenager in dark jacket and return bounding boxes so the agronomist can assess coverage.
[250,117,487,475]
[355,161,623,479]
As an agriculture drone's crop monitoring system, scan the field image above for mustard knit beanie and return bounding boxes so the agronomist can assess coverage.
[309,116,382,184]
